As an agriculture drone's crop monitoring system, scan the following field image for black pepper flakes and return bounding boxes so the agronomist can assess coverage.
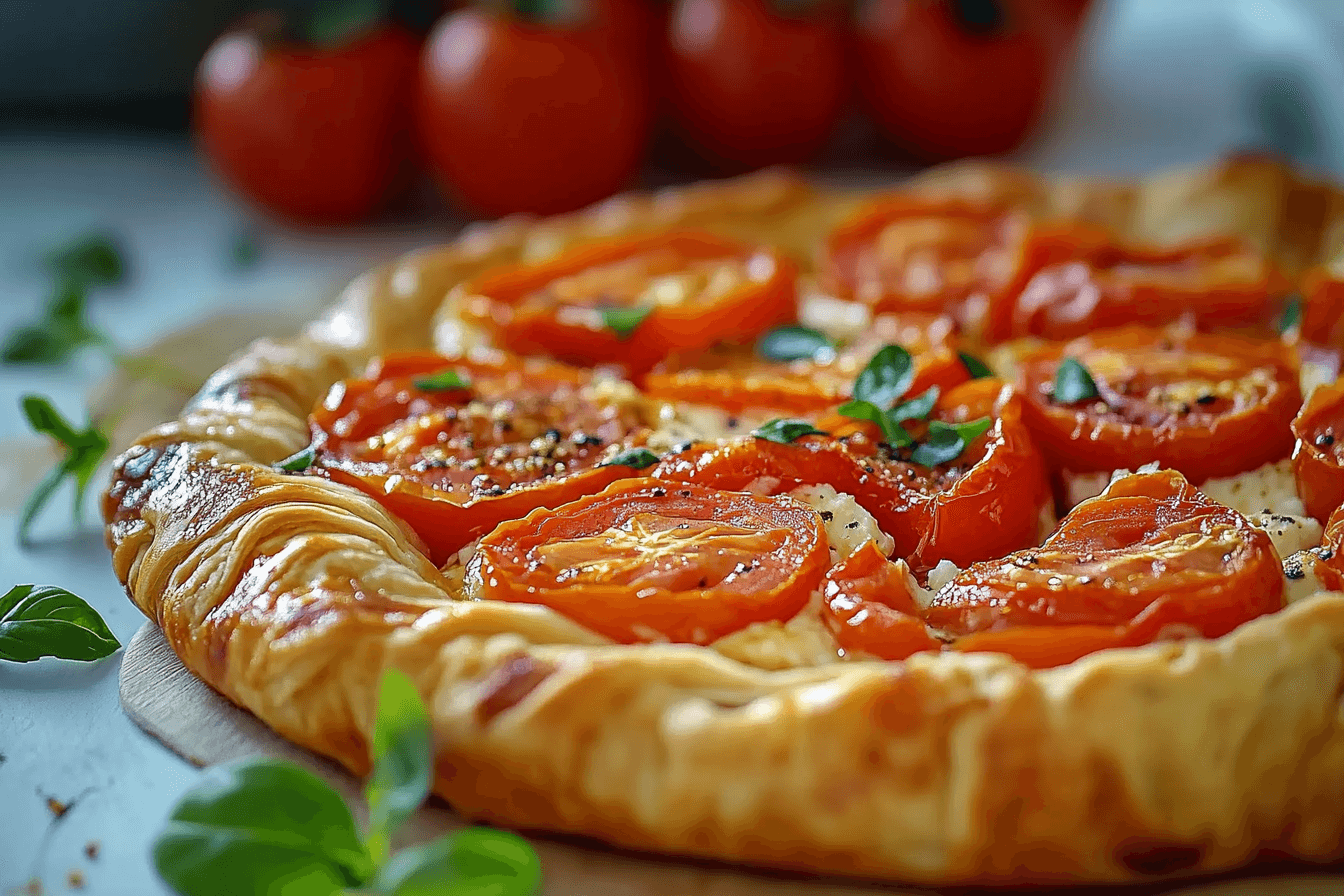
[1317,432,1336,448]
[845,521,859,529]
[820,510,834,522]
[651,487,667,497]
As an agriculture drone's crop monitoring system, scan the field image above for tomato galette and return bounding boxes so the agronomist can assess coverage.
[104,157,1344,886]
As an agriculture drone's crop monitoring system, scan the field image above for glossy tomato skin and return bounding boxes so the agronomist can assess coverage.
[854,0,1066,160]
[1017,327,1302,484]
[663,0,848,169]
[418,7,651,216]
[470,478,829,644]
[984,225,1290,343]
[456,231,797,373]
[195,24,419,225]
[1292,379,1344,524]
[309,350,649,564]
[643,312,967,414]
[928,469,1285,668]
[820,541,942,660]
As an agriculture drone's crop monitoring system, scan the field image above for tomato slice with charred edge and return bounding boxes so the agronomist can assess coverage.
[454,231,797,373]
[1017,327,1302,484]
[822,195,1025,320]
[469,478,828,644]
[653,378,1050,575]
[643,313,968,414]
[926,469,1285,668]
[820,541,942,660]
[1292,379,1344,524]
[310,350,649,564]
[984,224,1289,343]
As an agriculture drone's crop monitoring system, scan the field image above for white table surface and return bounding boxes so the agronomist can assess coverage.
[4,1,1344,892]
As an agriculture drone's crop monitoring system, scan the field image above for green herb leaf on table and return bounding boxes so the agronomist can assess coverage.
[600,306,652,341]
[153,761,374,896]
[756,325,834,362]
[838,399,912,448]
[888,386,939,424]
[45,232,127,287]
[601,447,660,470]
[230,230,261,270]
[2,281,107,365]
[851,345,915,409]
[412,369,471,392]
[0,585,120,663]
[276,445,318,473]
[369,828,543,896]
[911,418,993,467]
[752,418,827,444]
[1053,358,1100,404]
[958,351,993,379]
[1278,293,1303,334]
[364,671,432,864]
[20,396,111,545]
[302,0,389,46]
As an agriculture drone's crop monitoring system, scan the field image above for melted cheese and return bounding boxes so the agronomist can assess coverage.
[711,591,844,670]
[787,484,894,564]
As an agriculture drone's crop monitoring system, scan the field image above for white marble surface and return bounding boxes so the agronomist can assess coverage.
[3,1,1344,892]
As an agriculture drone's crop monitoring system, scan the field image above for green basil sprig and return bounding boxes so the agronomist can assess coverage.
[0,585,120,663]
[756,325,834,362]
[154,669,542,896]
[46,233,127,287]
[602,447,660,469]
[1278,293,1303,335]
[752,418,827,444]
[911,418,993,467]
[2,280,110,365]
[276,445,318,473]
[1053,358,1100,404]
[19,396,110,546]
[600,306,652,341]
[958,351,993,379]
[838,345,921,447]
[412,369,471,392]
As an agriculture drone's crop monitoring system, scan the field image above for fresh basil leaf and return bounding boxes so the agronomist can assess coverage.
[45,233,126,287]
[601,447,659,469]
[2,325,71,364]
[412,369,471,392]
[19,396,111,544]
[153,760,373,896]
[600,306,652,341]
[851,345,914,409]
[1279,293,1303,334]
[911,418,993,467]
[888,386,939,424]
[839,399,912,448]
[756,325,834,362]
[303,0,388,46]
[0,585,120,663]
[958,352,993,379]
[2,281,106,366]
[277,445,317,473]
[752,418,827,444]
[365,670,432,864]
[368,828,542,896]
[1053,358,1100,404]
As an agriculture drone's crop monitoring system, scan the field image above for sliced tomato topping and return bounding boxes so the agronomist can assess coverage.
[1310,504,1344,592]
[819,541,941,660]
[454,231,797,373]
[984,224,1289,343]
[310,350,651,564]
[1292,379,1344,524]
[642,313,968,414]
[1018,327,1302,484]
[926,469,1285,668]
[822,195,1025,320]
[469,478,828,644]
[654,378,1050,575]
[1298,267,1344,348]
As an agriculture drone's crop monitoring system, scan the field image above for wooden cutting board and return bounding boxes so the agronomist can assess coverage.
[118,622,1344,896]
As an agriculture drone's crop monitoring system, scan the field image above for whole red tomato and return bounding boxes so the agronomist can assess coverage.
[663,0,849,170]
[855,0,1073,160]
[417,6,652,217]
[194,18,419,225]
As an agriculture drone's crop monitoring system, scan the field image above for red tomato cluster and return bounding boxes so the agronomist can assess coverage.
[193,0,1089,224]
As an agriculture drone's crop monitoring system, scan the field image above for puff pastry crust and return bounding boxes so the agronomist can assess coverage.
[104,158,1344,885]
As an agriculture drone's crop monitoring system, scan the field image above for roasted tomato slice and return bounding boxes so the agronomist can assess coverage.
[1018,327,1302,484]
[926,469,1285,668]
[822,195,1025,320]
[642,313,968,414]
[654,378,1051,574]
[1292,379,1344,524]
[468,478,828,644]
[819,541,941,660]
[453,231,797,373]
[310,350,650,564]
[984,225,1289,343]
